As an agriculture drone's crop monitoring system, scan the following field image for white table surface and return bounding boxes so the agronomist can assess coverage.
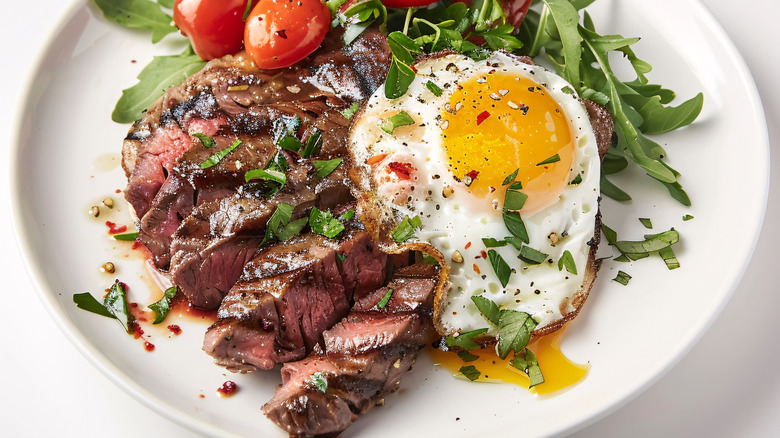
[2,1,777,436]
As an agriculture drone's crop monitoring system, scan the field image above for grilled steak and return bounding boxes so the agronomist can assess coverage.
[262,264,437,438]
[202,228,389,372]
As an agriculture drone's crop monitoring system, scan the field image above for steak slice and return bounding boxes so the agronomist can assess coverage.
[262,264,437,438]
[202,229,388,372]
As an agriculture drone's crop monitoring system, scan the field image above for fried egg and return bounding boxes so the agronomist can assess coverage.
[348,51,601,334]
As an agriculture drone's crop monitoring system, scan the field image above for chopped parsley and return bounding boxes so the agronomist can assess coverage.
[148,285,177,324]
[381,111,415,134]
[459,365,481,381]
[614,270,632,285]
[536,154,561,166]
[200,138,241,169]
[390,215,422,243]
[192,133,215,148]
[113,232,139,241]
[557,250,577,275]
[313,158,342,178]
[487,249,512,288]
[377,288,394,309]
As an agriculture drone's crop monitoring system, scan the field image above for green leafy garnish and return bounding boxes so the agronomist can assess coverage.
[278,136,302,153]
[683,214,694,221]
[377,288,394,309]
[471,295,500,326]
[73,292,116,318]
[113,232,139,241]
[157,0,175,9]
[459,365,481,381]
[309,207,346,239]
[262,203,297,245]
[385,32,421,99]
[272,114,302,144]
[148,285,177,324]
[614,270,632,285]
[313,158,342,178]
[192,133,216,148]
[94,0,178,44]
[570,174,583,185]
[445,328,488,350]
[426,81,443,96]
[104,281,136,334]
[340,0,388,45]
[504,181,527,211]
[510,349,544,387]
[502,169,519,186]
[503,211,529,244]
[536,154,561,166]
[496,309,536,359]
[244,168,286,185]
[111,46,206,123]
[557,250,577,274]
[381,111,415,134]
[301,130,323,158]
[658,246,680,270]
[200,139,242,169]
[639,218,653,229]
[339,101,360,120]
[390,215,422,243]
[311,372,328,393]
[457,350,479,362]
[518,245,548,265]
[481,237,508,248]
[487,249,512,288]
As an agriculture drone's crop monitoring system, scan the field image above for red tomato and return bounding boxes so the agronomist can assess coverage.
[380,0,439,7]
[173,0,255,60]
[244,0,331,69]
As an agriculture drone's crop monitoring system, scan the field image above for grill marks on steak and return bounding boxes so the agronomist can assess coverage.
[202,230,388,372]
[262,264,437,438]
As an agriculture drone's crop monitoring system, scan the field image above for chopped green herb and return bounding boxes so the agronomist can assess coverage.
[614,270,632,285]
[459,365,481,381]
[339,209,355,222]
[426,81,443,96]
[390,215,422,243]
[536,154,561,166]
[200,138,242,169]
[336,253,346,262]
[613,254,630,262]
[113,232,139,241]
[272,114,301,144]
[518,245,548,265]
[481,237,508,248]
[278,135,302,152]
[148,285,177,324]
[614,229,679,255]
[309,207,345,239]
[639,218,653,229]
[73,292,116,319]
[377,288,394,309]
[683,214,694,221]
[445,328,488,350]
[104,280,136,334]
[421,252,439,266]
[457,350,479,362]
[313,158,342,178]
[496,309,536,359]
[244,168,286,185]
[471,295,500,326]
[510,349,544,387]
[339,101,360,120]
[502,169,519,186]
[192,133,215,148]
[381,111,415,134]
[301,130,323,158]
[487,249,512,288]
[658,246,680,270]
[311,372,328,393]
[262,203,294,245]
[570,174,583,185]
[340,0,388,46]
[504,182,528,211]
[557,250,577,275]
[601,223,618,245]
[503,211,529,244]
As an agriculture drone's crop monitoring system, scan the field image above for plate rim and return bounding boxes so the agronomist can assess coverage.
[8,0,770,437]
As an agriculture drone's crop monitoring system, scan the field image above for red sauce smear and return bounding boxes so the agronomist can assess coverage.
[106,221,127,234]
[168,325,182,335]
[144,341,155,352]
[217,381,238,397]
[388,162,413,180]
[170,294,218,322]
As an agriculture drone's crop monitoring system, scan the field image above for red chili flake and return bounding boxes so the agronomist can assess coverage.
[130,60,136,64]
[411,65,418,73]
[144,341,155,352]
[489,186,496,193]
[217,381,238,397]
[480,250,487,259]
[168,324,182,335]
[388,162,413,180]
[133,324,145,339]
[199,394,206,399]
[465,242,472,250]
[366,153,388,165]
[473,264,481,274]
[132,240,143,250]
[466,170,479,180]
[130,302,138,308]
[105,221,127,234]
[115,189,121,193]
[275,29,287,39]
[476,110,490,125]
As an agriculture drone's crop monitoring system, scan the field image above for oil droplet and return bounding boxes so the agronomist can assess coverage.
[429,325,589,396]
[93,153,121,172]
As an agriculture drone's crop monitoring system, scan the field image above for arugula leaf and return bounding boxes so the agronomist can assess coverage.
[487,249,512,288]
[309,207,345,239]
[200,139,242,169]
[557,250,577,274]
[390,215,423,243]
[148,285,177,324]
[510,349,545,387]
[497,309,536,359]
[112,46,206,123]
[113,232,139,241]
[94,0,178,44]
[381,111,415,134]
[471,295,500,326]
[73,292,116,319]
[377,288,394,309]
[600,174,632,202]
[459,365,481,381]
[104,281,136,334]
[313,158,342,178]
[341,0,388,45]
[339,102,360,120]
[445,328,488,350]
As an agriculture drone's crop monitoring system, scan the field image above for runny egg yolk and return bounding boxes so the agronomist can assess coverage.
[442,72,575,213]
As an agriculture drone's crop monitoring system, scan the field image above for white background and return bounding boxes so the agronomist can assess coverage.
[1,0,778,436]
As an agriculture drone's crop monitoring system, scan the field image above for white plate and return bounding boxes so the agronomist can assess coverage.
[10,0,768,436]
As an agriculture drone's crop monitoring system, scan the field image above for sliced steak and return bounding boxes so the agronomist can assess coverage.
[262,264,437,438]
[202,229,388,372]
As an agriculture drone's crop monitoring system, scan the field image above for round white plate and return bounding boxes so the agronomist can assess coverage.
[10,0,768,437]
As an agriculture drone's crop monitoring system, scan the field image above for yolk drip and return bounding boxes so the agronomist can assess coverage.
[429,325,589,396]
[442,73,575,213]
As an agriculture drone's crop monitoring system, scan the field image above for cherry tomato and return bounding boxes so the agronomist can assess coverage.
[244,0,331,69]
[380,0,439,7]
[173,0,256,60]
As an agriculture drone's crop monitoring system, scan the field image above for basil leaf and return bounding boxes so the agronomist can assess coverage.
[244,168,286,185]
[510,349,545,387]
[200,138,242,169]
[113,232,139,241]
[262,203,294,245]
[73,292,116,319]
[487,249,512,288]
[639,218,653,229]
[390,215,422,243]
[193,133,215,148]
[471,295,500,326]
[381,111,415,134]
[502,169,519,186]
[481,238,508,248]
[301,130,323,158]
[503,211,529,244]
[104,281,135,334]
[536,154,561,166]
[459,365,481,381]
[497,310,536,360]
[309,207,345,239]
[339,102,360,120]
[377,288,394,309]
[311,372,328,393]
[504,184,528,211]
[278,135,302,153]
[557,250,577,275]
[613,270,632,285]
[112,46,206,123]
[148,285,177,324]
[277,218,309,242]
[457,350,479,362]
[623,92,704,135]
[445,328,488,350]
[94,0,177,44]
[313,158,342,178]
[426,81,443,97]
[518,246,548,265]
